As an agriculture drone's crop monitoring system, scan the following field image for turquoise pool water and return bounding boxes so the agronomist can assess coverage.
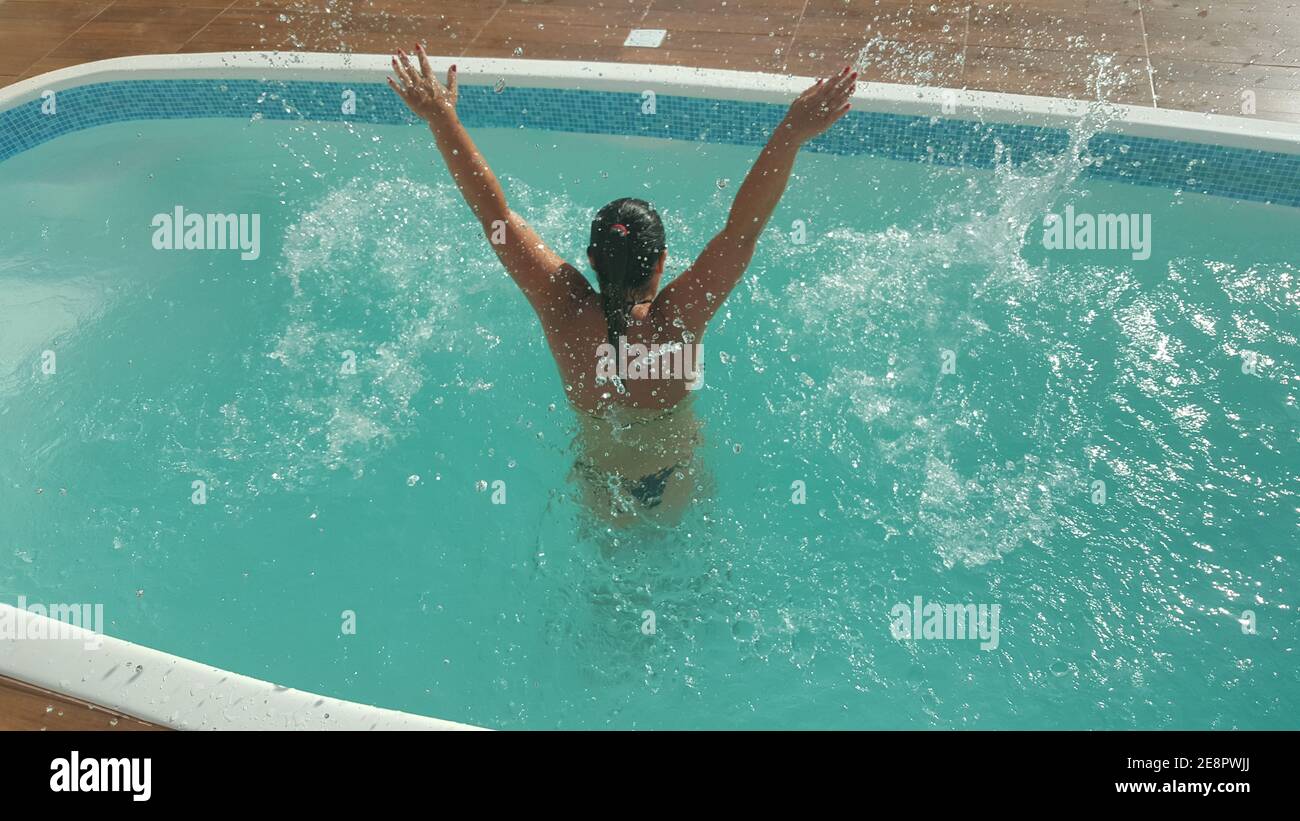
[1,111,1297,728]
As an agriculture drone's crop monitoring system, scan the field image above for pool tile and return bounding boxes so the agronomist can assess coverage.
[2,76,1298,209]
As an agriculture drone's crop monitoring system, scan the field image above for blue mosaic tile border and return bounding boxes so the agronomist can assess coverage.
[3,77,1300,207]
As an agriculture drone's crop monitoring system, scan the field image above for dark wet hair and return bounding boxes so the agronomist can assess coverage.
[588,198,666,343]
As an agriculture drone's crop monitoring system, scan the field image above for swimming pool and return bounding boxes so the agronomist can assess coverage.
[1,54,1297,729]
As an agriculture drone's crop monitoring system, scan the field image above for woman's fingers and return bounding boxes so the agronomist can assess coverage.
[830,67,856,95]
[807,65,851,93]
[392,55,414,91]
[387,75,413,107]
[446,64,458,105]
[397,50,420,90]
[795,65,854,126]
[416,43,433,81]
[822,66,847,91]
[811,67,848,100]
[824,77,855,112]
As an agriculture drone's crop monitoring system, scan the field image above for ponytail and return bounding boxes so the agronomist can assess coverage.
[588,199,666,344]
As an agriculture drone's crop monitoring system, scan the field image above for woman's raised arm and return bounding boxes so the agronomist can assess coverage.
[389,46,592,313]
[652,67,857,338]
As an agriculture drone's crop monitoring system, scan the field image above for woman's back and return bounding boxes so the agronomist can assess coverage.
[542,287,702,415]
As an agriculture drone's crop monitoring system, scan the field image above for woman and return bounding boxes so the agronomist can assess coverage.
[389,47,856,525]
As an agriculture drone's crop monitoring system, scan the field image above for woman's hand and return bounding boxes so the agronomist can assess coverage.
[389,43,458,123]
[781,66,857,143]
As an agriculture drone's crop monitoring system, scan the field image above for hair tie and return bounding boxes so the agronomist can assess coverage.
[610,223,629,236]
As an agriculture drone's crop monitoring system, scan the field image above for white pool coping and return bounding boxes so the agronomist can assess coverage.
[0,604,480,730]
[2,51,1300,155]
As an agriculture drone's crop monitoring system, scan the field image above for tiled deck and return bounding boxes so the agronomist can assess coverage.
[1,0,1299,122]
[0,674,160,730]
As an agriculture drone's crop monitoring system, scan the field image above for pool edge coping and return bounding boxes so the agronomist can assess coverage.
[4,51,1300,155]
[0,604,482,730]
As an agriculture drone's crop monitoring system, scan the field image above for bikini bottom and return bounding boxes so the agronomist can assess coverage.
[574,460,687,510]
